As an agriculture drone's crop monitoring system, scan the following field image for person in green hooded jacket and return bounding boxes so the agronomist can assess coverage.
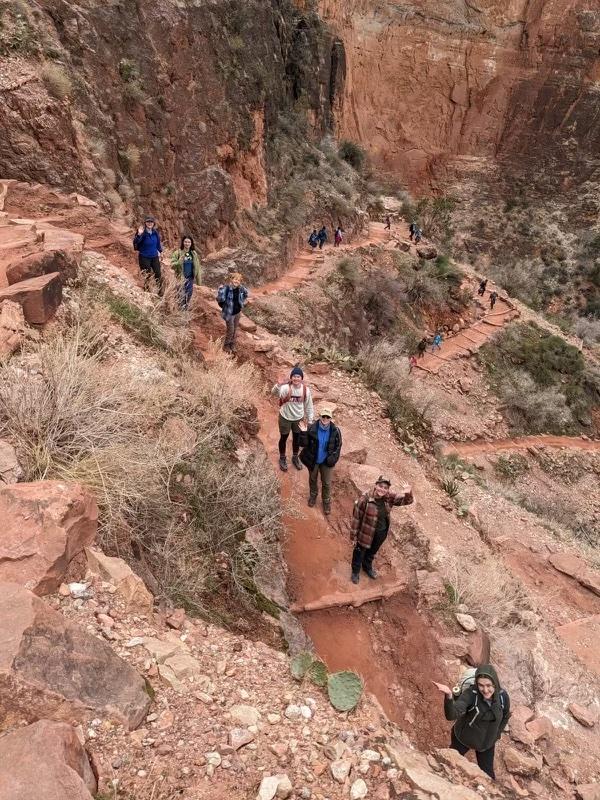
[433,664,510,780]
[171,235,201,310]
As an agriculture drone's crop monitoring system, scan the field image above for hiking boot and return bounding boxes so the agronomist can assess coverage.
[292,454,303,471]
[308,495,317,508]
[363,564,378,580]
[279,456,288,472]
[323,500,331,515]
[351,572,360,585]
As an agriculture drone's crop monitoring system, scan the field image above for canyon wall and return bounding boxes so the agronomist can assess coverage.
[315,0,600,195]
[0,0,339,248]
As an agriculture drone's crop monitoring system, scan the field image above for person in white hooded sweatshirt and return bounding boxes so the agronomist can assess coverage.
[272,366,314,472]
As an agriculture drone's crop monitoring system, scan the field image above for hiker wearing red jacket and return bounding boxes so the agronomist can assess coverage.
[350,476,413,584]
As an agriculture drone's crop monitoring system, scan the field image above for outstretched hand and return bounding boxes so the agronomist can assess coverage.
[137,225,144,235]
[432,681,452,698]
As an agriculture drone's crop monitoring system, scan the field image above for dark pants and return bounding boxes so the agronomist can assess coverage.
[224,313,240,350]
[180,277,194,309]
[352,527,388,574]
[318,240,324,249]
[309,463,332,502]
[451,728,496,780]
[139,255,163,295]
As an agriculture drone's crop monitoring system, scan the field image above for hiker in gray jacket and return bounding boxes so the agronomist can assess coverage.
[433,664,510,780]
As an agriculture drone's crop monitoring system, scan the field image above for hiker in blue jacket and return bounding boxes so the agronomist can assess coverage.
[216,271,249,354]
[133,216,163,295]
[317,225,328,250]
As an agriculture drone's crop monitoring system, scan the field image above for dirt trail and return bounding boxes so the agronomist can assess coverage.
[441,435,600,456]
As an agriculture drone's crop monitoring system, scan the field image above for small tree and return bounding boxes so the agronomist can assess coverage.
[338,140,365,171]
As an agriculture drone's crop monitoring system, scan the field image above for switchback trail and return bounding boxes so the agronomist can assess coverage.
[441,435,600,457]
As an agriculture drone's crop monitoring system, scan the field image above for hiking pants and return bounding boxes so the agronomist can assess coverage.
[352,527,388,574]
[451,729,495,780]
[309,463,332,502]
[224,313,240,350]
[278,414,301,456]
[182,278,194,309]
[139,256,163,295]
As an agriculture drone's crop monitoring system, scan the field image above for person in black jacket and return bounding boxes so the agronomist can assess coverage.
[299,405,342,515]
[433,664,510,780]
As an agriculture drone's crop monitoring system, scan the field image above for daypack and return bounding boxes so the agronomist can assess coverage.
[279,381,307,407]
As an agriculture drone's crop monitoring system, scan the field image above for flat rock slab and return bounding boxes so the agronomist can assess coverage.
[0,271,62,324]
[0,719,96,800]
[6,248,80,286]
[0,480,97,595]
[0,223,40,252]
[556,615,600,676]
[0,582,151,730]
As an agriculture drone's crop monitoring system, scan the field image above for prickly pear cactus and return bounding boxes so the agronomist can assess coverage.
[307,659,328,687]
[290,651,314,680]
[327,670,363,712]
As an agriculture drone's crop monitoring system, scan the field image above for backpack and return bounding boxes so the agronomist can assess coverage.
[279,382,307,407]
[453,667,506,717]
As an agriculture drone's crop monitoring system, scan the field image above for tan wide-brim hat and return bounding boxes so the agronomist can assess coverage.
[319,406,334,418]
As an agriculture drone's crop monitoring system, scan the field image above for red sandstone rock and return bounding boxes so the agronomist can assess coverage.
[526,715,554,741]
[568,703,597,728]
[465,628,491,667]
[0,582,151,730]
[0,272,62,324]
[0,719,96,800]
[577,784,600,800]
[6,249,79,286]
[0,480,97,595]
[0,299,26,356]
[85,548,153,612]
[503,746,541,776]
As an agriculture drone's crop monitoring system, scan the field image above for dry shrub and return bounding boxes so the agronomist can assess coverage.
[0,312,281,619]
[41,62,72,99]
[442,552,533,630]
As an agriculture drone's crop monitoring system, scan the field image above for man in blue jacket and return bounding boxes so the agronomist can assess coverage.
[133,216,163,295]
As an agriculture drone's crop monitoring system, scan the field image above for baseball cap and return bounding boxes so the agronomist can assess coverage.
[319,406,333,418]
[375,475,391,487]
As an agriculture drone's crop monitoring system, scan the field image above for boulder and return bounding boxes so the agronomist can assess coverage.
[85,548,153,612]
[238,315,257,333]
[0,272,62,324]
[437,747,490,781]
[0,582,151,730]
[466,627,491,666]
[0,223,40,254]
[503,746,541,776]
[6,249,79,286]
[0,719,96,800]
[0,481,97,595]
[568,703,596,728]
[549,553,600,597]
[526,715,554,741]
[0,439,22,484]
[404,766,480,799]
[0,300,27,357]
[455,613,478,632]
[341,448,368,465]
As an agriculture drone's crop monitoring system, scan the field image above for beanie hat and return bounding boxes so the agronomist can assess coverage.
[290,366,304,379]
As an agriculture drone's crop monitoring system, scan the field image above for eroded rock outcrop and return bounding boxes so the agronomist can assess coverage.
[0,582,151,730]
[0,719,96,800]
[0,480,97,595]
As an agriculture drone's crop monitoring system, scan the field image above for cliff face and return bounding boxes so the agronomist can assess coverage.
[316,0,600,194]
[0,0,339,249]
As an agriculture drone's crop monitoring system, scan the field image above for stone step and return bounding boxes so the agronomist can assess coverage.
[0,272,62,324]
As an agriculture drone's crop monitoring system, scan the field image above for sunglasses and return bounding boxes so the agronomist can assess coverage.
[320,414,331,419]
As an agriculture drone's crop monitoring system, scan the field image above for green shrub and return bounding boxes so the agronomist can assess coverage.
[118,58,139,82]
[338,139,365,171]
[493,453,530,482]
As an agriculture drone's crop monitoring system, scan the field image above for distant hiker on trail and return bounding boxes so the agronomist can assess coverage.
[414,227,423,244]
[308,229,319,250]
[133,216,163,295]
[272,366,314,472]
[216,271,248,354]
[385,215,391,230]
[334,227,343,247]
[431,332,443,352]
[317,225,328,250]
[477,278,488,296]
[409,221,417,241]
[433,664,510,780]
[408,354,418,373]
[299,405,342,515]
[489,290,498,310]
[171,235,201,310]
[350,476,413,584]
[417,337,428,359]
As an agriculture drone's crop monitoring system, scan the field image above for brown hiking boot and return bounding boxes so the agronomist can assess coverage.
[308,495,317,508]
[292,454,302,470]
[323,500,331,515]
